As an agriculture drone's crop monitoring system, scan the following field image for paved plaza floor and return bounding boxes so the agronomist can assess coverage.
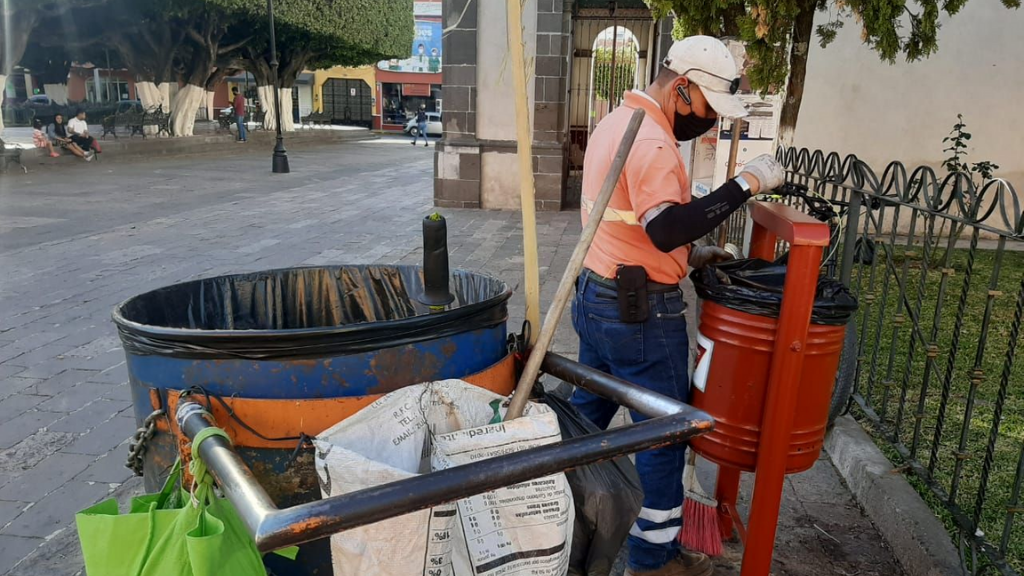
[0,139,902,575]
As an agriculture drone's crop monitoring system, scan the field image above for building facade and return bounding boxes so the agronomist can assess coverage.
[376,0,443,131]
[433,0,671,210]
[793,0,1024,188]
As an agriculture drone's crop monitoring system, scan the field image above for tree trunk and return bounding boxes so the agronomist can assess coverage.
[279,88,295,131]
[777,4,816,147]
[136,81,173,110]
[205,90,216,123]
[0,74,6,134]
[159,83,172,110]
[257,84,277,131]
[42,83,69,105]
[136,81,160,109]
[169,84,206,136]
[136,81,162,136]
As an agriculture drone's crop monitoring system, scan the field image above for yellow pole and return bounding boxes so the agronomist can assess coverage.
[507,0,541,345]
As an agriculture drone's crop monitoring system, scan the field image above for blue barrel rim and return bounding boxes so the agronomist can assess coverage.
[112,265,512,360]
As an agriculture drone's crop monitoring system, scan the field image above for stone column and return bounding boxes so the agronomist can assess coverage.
[433,0,482,208]
[531,0,571,210]
[93,68,102,103]
[433,0,585,211]
[653,18,674,78]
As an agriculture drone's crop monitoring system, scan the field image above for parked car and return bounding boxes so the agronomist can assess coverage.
[27,95,53,106]
[403,112,442,136]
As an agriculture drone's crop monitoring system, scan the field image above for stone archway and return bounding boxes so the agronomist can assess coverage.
[565,14,658,206]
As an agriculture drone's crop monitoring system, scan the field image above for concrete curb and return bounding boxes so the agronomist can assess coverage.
[12,129,377,168]
[826,415,963,576]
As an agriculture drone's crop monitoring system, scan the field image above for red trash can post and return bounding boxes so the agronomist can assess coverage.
[710,202,830,576]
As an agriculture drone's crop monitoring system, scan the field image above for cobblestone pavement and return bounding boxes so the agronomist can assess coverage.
[0,139,901,575]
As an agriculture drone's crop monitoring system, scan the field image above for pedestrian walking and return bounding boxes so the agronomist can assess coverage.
[412,105,429,147]
[571,36,785,576]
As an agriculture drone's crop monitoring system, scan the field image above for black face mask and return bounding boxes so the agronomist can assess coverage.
[673,111,717,142]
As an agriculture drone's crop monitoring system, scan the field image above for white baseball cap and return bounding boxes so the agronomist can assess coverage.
[663,36,748,119]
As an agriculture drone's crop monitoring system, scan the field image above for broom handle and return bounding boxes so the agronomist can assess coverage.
[505,108,646,420]
[683,448,698,490]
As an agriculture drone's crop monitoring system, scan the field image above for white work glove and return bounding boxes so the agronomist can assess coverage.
[739,154,785,194]
[689,244,734,270]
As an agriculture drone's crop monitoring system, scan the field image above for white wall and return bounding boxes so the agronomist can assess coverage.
[476,0,538,141]
[478,0,539,209]
[298,85,313,119]
[794,1,1024,190]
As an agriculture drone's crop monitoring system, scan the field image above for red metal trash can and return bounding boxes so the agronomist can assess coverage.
[689,300,846,473]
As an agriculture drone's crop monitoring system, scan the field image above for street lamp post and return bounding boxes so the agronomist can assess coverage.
[267,0,290,174]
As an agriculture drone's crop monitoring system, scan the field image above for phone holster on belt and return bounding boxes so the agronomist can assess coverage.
[615,265,649,323]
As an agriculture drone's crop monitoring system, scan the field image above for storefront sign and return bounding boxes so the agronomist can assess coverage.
[402,84,432,97]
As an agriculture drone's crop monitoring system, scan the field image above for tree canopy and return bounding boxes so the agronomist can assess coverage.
[5,0,412,87]
[2,0,414,134]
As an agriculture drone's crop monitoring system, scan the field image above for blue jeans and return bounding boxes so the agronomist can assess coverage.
[236,115,247,141]
[571,271,689,571]
[414,122,428,144]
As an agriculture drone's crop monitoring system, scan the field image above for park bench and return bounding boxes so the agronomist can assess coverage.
[0,138,27,174]
[1,107,36,129]
[217,108,268,134]
[251,109,268,130]
[217,112,234,132]
[102,108,146,139]
[140,106,171,137]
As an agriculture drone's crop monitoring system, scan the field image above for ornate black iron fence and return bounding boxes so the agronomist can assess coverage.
[766,147,1023,575]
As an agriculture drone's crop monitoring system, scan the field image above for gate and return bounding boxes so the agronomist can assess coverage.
[565,15,657,206]
[322,78,372,127]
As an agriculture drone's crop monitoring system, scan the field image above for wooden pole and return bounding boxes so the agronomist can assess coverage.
[717,117,744,247]
[507,0,541,345]
[506,108,646,420]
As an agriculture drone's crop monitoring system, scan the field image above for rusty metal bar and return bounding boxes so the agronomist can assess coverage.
[177,352,714,552]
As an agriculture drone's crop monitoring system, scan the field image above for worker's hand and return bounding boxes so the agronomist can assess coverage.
[689,244,734,270]
[739,154,785,195]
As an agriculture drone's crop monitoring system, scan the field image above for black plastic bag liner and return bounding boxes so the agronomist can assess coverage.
[690,257,858,326]
[537,391,643,576]
[113,265,512,360]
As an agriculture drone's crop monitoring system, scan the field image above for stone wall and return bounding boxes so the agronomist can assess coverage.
[433,0,481,208]
[435,1,669,211]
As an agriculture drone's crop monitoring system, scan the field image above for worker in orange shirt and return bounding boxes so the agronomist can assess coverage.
[571,36,785,576]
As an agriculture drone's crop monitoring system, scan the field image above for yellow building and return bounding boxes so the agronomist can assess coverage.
[312,66,378,128]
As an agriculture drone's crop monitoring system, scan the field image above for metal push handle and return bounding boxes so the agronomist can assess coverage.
[176,352,714,552]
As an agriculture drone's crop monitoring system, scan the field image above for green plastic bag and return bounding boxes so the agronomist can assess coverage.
[77,428,284,576]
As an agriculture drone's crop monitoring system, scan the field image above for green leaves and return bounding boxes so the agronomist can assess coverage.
[207,0,413,62]
[942,114,997,186]
[592,46,639,101]
[648,0,1016,96]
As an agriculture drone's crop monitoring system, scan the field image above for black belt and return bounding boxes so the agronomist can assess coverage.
[584,270,681,294]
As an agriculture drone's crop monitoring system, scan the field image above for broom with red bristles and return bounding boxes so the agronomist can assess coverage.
[680,449,723,557]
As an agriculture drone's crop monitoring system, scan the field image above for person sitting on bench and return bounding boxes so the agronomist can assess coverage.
[48,113,91,161]
[68,109,102,155]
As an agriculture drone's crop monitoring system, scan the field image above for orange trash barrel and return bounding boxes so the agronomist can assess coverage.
[688,258,857,474]
[690,301,845,473]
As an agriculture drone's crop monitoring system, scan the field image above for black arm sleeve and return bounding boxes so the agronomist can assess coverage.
[644,180,749,253]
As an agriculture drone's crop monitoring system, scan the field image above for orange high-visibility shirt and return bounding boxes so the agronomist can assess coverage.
[581,91,692,284]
